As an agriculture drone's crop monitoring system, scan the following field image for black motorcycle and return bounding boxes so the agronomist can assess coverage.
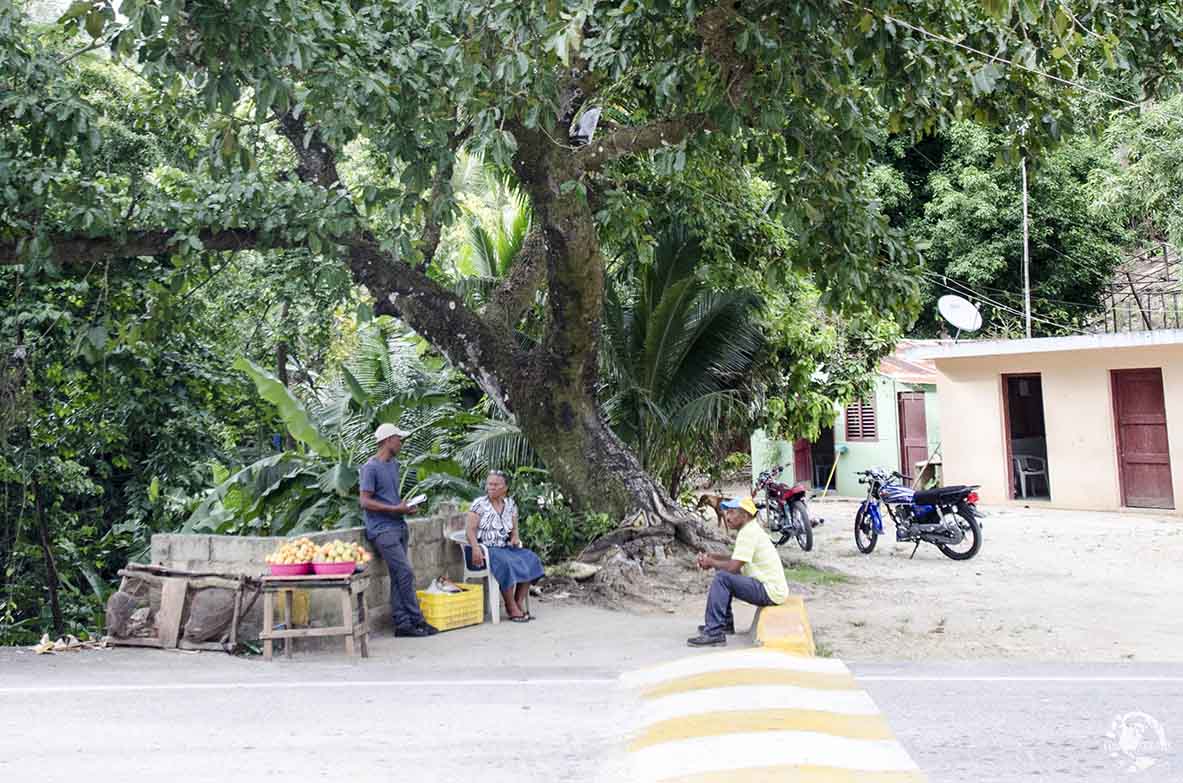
[854,468,984,561]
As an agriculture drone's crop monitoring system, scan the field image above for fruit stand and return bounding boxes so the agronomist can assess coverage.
[259,572,371,660]
[258,538,374,661]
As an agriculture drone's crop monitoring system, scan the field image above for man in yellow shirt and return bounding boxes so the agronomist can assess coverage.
[687,496,789,647]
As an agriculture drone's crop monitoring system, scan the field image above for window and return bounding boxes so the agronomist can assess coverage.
[845,398,877,441]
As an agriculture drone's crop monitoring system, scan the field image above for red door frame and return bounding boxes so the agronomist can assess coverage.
[1110,367,1175,509]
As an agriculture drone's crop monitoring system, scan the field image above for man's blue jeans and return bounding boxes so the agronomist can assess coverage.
[703,571,774,636]
[371,523,426,629]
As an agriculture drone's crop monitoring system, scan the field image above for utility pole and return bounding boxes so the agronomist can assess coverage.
[1021,157,1032,339]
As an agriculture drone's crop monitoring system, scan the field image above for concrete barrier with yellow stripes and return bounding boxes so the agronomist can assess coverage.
[619,646,926,782]
[752,596,816,655]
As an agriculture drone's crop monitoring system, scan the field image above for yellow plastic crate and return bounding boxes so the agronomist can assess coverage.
[416,583,484,631]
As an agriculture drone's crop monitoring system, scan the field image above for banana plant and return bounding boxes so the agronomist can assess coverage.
[185,319,470,535]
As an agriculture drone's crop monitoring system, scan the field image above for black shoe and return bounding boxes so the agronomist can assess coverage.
[687,633,727,648]
[418,622,440,636]
[394,625,430,637]
[698,623,736,635]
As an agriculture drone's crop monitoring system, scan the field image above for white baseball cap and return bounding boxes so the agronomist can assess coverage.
[374,423,410,442]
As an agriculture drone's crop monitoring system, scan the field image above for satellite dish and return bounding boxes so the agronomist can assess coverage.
[938,294,982,339]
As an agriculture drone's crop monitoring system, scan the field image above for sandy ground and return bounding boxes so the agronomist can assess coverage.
[729,496,1183,662]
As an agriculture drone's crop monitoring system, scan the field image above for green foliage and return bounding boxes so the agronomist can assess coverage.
[456,465,614,564]
[520,510,616,565]
[1091,93,1183,247]
[185,318,473,535]
[873,121,1128,336]
[784,563,852,587]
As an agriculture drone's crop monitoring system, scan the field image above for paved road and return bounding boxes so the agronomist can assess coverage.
[0,604,685,783]
[0,662,631,783]
[853,662,1183,782]
[4,627,1181,783]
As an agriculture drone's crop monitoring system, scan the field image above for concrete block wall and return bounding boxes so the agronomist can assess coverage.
[149,510,468,641]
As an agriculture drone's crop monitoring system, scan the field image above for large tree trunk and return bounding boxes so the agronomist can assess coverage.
[514,366,672,519]
[501,138,682,521]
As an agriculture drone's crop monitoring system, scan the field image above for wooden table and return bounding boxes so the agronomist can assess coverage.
[259,572,371,661]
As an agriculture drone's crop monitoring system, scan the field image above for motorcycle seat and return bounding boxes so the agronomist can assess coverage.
[912,485,975,505]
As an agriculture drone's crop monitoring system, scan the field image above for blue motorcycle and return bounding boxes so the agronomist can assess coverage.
[854,468,984,560]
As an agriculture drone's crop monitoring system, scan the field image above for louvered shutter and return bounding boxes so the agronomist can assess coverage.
[845,399,877,441]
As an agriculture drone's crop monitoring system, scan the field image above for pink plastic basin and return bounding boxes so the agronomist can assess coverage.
[312,561,357,575]
[269,562,312,576]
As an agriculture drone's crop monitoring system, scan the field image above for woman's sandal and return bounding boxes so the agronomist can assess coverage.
[509,613,529,623]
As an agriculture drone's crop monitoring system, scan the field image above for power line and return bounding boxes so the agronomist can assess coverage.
[848,1,1145,112]
[923,270,1090,335]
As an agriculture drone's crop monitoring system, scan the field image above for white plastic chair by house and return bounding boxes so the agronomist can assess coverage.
[446,529,529,624]
[1012,455,1048,498]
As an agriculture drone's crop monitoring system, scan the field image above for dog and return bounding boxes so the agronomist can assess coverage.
[695,493,727,529]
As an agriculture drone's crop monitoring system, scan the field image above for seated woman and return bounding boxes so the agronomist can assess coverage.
[465,470,545,622]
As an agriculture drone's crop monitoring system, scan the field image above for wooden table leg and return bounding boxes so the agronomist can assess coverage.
[229,579,244,651]
[262,590,274,662]
[356,588,369,658]
[341,588,356,659]
[283,589,293,659]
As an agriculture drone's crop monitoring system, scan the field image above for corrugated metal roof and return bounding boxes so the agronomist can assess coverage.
[878,339,943,384]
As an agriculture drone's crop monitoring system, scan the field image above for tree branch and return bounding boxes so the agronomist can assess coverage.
[270,113,519,406]
[414,127,470,273]
[696,0,754,108]
[275,112,341,189]
[570,1,755,174]
[481,226,548,331]
[573,114,711,172]
[344,236,517,404]
[0,229,265,267]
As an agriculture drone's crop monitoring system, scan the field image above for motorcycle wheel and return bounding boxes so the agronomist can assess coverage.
[791,501,813,552]
[854,504,877,554]
[937,510,982,561]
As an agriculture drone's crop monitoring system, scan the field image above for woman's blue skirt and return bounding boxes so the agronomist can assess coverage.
[466,545,545,589]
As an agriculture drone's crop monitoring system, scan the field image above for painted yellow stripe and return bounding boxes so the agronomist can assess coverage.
[630,709,895,750]
[655,764,927,783]
[643,669,858,699]
[755,598,816,655]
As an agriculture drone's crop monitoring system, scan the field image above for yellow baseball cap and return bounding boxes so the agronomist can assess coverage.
[720,497,758,516]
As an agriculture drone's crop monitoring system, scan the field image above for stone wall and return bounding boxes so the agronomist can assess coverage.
[149,510,467,640]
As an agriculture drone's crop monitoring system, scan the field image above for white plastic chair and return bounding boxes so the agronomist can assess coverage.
[1013,455,1048,498]
[447,529,500,624]
[446,529,529,624]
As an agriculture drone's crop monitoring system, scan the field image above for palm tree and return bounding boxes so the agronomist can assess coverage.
[602,223,765,496]
[447,152,533,309]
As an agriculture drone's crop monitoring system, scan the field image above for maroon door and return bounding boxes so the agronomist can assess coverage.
[793,438,813,484]
[897,392,929,477]
[1112,368,1174,509]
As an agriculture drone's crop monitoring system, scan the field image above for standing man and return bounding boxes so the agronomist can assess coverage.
[359,423,438,637]
[686,497,788,647]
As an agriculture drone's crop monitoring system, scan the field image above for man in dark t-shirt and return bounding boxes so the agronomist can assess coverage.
[359,423,437,637]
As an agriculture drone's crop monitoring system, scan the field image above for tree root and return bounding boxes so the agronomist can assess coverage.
[572,498,734,607]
